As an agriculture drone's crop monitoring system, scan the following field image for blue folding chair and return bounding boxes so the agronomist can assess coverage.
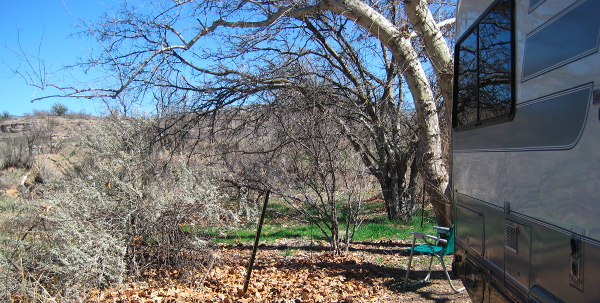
[403,226,465,292]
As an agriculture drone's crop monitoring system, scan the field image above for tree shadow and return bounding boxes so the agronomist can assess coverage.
[228,241,465,300]
[226,239,414,256]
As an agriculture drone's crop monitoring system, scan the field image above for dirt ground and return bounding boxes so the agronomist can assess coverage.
[87,240,471,303]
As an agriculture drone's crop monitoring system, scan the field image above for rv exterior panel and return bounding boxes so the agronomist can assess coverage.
[452,0,600,301]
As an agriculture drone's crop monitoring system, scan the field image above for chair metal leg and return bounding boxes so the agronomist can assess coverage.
[439,257,466,293]
[403,237,417,290]
[422,254,434,282]
[404,246,436,289]
[404,251,465,293]
[406,255,434,289]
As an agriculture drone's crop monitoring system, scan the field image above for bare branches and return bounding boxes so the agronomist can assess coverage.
[13,0,456,223]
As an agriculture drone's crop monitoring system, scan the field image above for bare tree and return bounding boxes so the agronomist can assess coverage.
[273,94,372,253]
[295,14,424,221]
[211,91,374,253]
[22,0,456,225]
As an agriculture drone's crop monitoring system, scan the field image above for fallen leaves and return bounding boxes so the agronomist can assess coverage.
[86,241,469,302]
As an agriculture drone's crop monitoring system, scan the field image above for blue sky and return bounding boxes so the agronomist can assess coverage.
[0,1,425,117]
[0,0,119,116]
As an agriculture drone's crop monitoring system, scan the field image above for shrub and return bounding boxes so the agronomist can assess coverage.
[218,101,375,254]
[1,116,228,301]
[0,135,34,170]
[32,109,49,116]
[0,121,54,170]
[50,103,68,116]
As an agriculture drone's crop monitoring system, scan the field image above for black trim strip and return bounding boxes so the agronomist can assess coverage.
[528,0,546,13]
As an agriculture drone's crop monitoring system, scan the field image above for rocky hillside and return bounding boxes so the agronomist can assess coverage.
[0,114,98,141]
[0,114,99,198]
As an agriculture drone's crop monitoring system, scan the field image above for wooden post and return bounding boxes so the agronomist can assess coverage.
[420,185,426,227]
[243,190,270,293]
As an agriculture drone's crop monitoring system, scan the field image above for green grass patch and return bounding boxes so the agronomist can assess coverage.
[193,209,438,245]
[264,202,294,220]
[194,224,327,245]
[281,247,296,256]
[353,223,404,241]
[352,209,437,241]
[363,201,385,213]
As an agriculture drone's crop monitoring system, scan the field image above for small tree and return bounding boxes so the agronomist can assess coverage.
[215,95,374,253]
[280,119,371,253]
[50,103,68,116]
[274,96,376,253]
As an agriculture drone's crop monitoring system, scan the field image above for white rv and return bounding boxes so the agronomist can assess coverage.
[452,0,600,302]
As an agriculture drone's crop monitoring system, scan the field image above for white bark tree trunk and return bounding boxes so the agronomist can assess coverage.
[404,0,454,121]
[320,0,450,224]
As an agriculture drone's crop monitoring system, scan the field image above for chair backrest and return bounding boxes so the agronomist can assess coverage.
[441,226,456,256]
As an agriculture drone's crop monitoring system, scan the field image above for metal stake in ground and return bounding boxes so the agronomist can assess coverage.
[243,189,270,293]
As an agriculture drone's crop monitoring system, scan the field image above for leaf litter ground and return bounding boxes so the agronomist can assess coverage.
[87,239,470,302]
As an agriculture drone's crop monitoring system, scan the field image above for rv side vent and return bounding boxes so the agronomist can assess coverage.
[506,224,519,253]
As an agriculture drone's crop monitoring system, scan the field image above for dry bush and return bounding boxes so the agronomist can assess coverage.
[214,101,376,254]
[270,103,375,253]
[0,116,229,301]
[0,135,34,170]
[0,118,58,170]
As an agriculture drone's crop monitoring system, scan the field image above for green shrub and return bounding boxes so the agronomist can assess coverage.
[50,103,68,116]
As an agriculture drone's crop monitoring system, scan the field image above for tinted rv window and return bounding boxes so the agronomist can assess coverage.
[454,0,513,128]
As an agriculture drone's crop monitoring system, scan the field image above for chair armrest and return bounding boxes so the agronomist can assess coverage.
[433,226,451,238]
[410,232,448,244]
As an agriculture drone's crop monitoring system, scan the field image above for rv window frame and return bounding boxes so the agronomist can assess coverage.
[452,0,516,131]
